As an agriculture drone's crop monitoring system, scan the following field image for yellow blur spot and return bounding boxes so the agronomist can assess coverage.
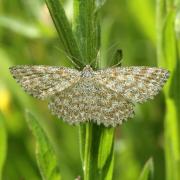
[0,88,11,113]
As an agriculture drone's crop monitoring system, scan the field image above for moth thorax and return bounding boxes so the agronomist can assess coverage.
[81,65,93,78]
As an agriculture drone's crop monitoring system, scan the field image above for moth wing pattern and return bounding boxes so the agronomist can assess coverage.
[48,79,134,127]
[95,66,169,103]
[10,65,81,100]
[9,64,170,127]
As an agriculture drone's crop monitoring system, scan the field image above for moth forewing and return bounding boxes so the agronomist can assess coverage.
[10,65,169,127]
[95,66,169,103]
[9,65,81,100]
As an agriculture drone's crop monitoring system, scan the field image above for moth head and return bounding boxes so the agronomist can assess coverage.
[81,65,94,78]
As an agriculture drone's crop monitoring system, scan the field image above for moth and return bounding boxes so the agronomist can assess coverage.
[9,65,169,127]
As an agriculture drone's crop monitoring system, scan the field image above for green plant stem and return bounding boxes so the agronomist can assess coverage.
[83,123,93,179]
[44,0,115,178]
[82,123,115,180]
[156,0,180,180]
[73,0,100,67]
[73,0,115,179]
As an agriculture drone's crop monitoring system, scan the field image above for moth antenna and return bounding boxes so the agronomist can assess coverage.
[88,50,101,69]
[100,41,121,68]
[66,54,81,69]
[106,41,121,53]
[54,46,85,69]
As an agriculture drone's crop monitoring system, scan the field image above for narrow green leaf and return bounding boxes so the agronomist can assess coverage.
[26,111,61,180]
[44,0,83,68]
[156,1,180,180]
[73,0,100,67]
[0,112,7,180]
[79,124,86,163]
[98,127,115,179]
[98,128,114,169]
[162,10,180,179]
[139,158,154,180]
[82,123,115,180]
[162,10,177,70]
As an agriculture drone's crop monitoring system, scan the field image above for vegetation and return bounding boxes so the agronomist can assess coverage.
[0,0,179,179]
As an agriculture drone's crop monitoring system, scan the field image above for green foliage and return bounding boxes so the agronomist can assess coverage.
[26,111,61,180]
[156,0,180,179]
[73,0,101,67]
[45,0,83,68]
[0,113,7,180]
[81,124,115,180]
[0,0,179,179]
[110,49,123,67]
[73,0,115,179]
[0,15,53,38]
[138,158,154,180]
[27,2,116,179]
[126,0,156,44]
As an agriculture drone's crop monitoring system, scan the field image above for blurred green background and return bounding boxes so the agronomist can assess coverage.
[0,0,179,180]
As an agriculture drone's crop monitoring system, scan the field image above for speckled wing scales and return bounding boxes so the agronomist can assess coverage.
[48,79,134,127]
[9,65,169,127]
[10,65,81,100]
[96,66,169,103]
